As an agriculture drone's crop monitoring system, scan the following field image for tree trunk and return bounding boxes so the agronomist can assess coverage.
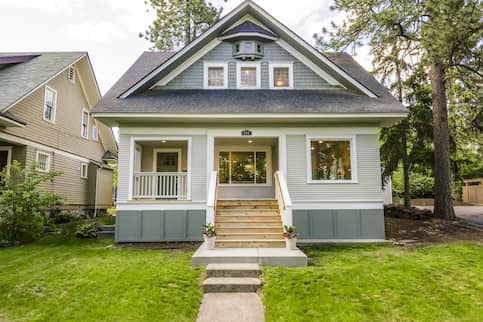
[431,61,455,220]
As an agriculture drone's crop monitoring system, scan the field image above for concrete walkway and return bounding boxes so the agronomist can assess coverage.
[416,205,483,226]
[197,293,265,322]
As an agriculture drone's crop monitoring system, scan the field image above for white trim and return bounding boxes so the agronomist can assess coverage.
[222,14,271,34]
[116,202,207,211]
[236,62,261,89]
[43,86,57,123]
[298,239,388,244]
[203,62,229,89]
[93,112,408,120]
[2,55,86,113]
[219,32,277,41]
[269,62,294,89]
[292,202,383,209]
[0,146,13,171]
[154,39,222,88]
[152,148,182,172]
[80,162,88,179]
[0,115,24,127]
[81,108,89,139]
[128,136,192,201]
[306,135,358,184]
[67,65,75,83]
[0,132,90,163]
[35,150,51,172]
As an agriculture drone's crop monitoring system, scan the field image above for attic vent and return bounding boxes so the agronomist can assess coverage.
[67,66,75,83]
[233,40,263,60]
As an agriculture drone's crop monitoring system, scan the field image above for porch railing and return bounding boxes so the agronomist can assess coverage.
[275,171,293,227]
[133,172,188,199]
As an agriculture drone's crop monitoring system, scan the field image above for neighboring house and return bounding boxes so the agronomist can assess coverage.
[94,0,407,245]
[0,52,118,214]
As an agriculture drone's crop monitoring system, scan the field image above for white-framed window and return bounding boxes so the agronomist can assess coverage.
[269,62,294,89]
[43,86,57,123]
[35,151,51,172]
[67,66,75,83]
[81,109,89,139]
[80,162,88,179]
[92,125,98,141]
[236,62,261,89]
[307,136,358,183]
[204,62,228,89]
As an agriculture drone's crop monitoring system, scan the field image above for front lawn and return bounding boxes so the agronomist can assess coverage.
[0,237,203,322]
[263,243,483,322]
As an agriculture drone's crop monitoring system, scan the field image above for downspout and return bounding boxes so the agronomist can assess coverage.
[94,166,99,218]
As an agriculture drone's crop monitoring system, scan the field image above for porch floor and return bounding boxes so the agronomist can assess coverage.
[192,243,307,267]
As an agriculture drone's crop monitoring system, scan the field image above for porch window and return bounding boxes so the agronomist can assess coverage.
[218,151,267,184]
[43,86,57,123]
[309,139,354,182]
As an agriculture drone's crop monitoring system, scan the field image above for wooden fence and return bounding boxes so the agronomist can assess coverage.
[462,178,483,204]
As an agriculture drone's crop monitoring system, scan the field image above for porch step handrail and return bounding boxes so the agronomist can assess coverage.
[207,171,218,224]
[275,171,293,227]
[133,172,188,199]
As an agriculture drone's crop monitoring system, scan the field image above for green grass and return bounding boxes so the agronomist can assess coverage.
[0,237,203,322]
[263,243,483,322]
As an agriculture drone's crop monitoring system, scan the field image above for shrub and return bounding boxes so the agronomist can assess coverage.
[75,222,97,238]
[393,171,435,198]
[52,212,77,224]
[0,161,63,243]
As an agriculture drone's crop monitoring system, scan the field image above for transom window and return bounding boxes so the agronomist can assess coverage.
[218,150,269,185]
[81,109,89,138]
[204,62,228,89]
[269,63,293,89]
[35,151,51,172]
[308,138,356,182]
[237,63,260,89]
[80,162,88,179]
[43,86,57,122]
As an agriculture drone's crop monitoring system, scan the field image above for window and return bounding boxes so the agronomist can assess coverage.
[269,63,293,89]
[43,86,57,122]
[35,151,51,172]
[67,66,75,83]
[204,62,228,89]
[218,150,270,185]
[81,109,89,138]
[237,63,260,89]
[308,138,356,182]
[92,126,98,141]
[80,162,88,179]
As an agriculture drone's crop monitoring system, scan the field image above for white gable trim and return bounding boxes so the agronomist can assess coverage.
[219,32,277,41]
[222,14,271,34]
[121,1,378,98]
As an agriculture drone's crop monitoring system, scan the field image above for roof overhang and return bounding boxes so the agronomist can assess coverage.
[0,114,26,127]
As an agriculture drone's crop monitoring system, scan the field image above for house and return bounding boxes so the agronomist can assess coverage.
[93,0,407,245]
[0,52,117,215]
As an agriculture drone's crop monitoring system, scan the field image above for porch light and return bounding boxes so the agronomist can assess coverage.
[161,140,167,143]
[248,140,253,143]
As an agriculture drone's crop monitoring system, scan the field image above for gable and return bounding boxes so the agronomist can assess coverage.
[157,41,336,90]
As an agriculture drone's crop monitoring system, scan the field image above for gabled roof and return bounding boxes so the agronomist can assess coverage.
[119,0,378,98]
[222,20,277,38]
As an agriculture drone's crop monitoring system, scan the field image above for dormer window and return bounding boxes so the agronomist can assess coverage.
[269,63,294,89]
[204,62,228,89]
[233,41,264,60]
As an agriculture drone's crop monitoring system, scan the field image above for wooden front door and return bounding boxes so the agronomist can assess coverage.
[156,152,179,172]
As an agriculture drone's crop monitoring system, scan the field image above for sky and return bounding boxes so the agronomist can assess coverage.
[0,0,371,94]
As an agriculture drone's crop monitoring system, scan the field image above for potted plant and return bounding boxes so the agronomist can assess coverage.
[283,225,298,250]
[203,223,216,250]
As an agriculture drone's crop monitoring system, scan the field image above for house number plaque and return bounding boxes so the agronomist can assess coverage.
[241,130,253,136]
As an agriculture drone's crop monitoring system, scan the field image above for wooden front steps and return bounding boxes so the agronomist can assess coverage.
[215,200,285,248]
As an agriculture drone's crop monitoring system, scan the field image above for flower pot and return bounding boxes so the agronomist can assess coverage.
[204,235,216,250]
[285,237,297,250]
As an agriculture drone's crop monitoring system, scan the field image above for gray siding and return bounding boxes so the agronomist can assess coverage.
[116,210,206,242]
[293,209,385,239]
[287,134,383,202]
[162,42,332,90]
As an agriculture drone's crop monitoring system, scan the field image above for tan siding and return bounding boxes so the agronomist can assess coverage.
[97,168,114,207]
[287,134,383,202]
[4,59,105,162]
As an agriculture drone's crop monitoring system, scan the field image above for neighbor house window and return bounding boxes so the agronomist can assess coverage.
[309,138,355,182]
[43,86,57,122]
[35,151,51,172]
[204,62,228,89]
[81,109,89,138]
[269,63,293,89]
[237,63,260,88]
[218,150,269,185]
[92,125,98,141]
[67,66,75,83]
[80,162,88,179]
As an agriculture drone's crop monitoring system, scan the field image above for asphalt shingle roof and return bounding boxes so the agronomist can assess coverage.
[0,52,85,112]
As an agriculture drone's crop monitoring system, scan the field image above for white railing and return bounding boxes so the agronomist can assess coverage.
[275,171,293,227]
[206,171,218,224]
[133,172,188,199]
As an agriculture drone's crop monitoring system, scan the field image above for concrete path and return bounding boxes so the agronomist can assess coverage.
[196,293,265,322]
[416,206,483,226]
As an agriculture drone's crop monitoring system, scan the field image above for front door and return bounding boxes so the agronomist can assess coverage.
[0,151,8,171]
[156,152,179,172]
